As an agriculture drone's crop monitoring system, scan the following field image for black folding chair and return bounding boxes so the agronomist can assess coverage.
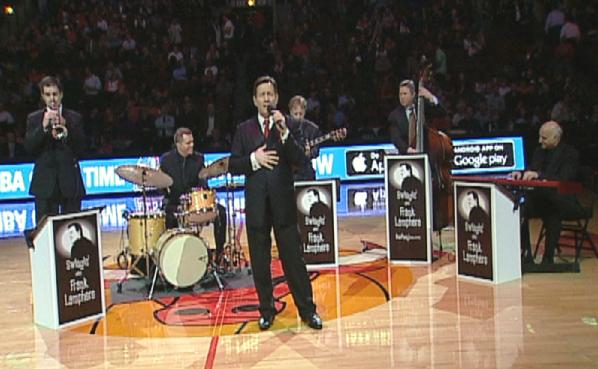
[533,166,598,263]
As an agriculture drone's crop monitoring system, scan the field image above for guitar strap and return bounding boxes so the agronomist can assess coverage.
[299,121,307,144]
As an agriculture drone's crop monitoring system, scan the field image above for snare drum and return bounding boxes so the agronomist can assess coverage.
[180,188,218,224]
[127,211,166,255]
[153,229,209,288]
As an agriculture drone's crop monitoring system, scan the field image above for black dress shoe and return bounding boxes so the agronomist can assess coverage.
[302,313,323,330]
[258,315,274,330]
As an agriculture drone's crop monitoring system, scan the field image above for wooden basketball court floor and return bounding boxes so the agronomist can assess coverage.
[1,214,598,369]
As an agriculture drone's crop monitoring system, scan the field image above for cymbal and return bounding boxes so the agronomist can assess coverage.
[199,156,229,179]
[115,165,173,188]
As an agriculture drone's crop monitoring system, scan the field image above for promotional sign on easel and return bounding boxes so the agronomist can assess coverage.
[295,180,339,268]
[29,209,105,329]
[454,182,521,284]
[385,155,432,264]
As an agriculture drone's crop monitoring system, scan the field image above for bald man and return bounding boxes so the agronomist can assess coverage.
[511,121,581,265]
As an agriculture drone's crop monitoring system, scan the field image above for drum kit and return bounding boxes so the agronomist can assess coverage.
[114,157,246,298]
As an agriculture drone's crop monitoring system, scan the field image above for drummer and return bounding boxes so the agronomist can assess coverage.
[159,127,227,261]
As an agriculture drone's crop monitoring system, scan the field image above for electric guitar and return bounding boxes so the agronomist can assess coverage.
[304,128,347,151]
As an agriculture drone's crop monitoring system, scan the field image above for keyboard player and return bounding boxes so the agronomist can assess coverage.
[510,120,582,265]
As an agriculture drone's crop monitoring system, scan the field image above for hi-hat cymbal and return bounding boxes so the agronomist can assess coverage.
[115,165,173,188]
[199,156,229,179]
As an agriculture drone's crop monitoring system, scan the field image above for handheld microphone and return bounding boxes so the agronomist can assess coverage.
[266,104,286,131]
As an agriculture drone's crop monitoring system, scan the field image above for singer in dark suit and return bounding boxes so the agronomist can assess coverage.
[228,76,322,330]
[388,79,443,154]
[24,76,86,223]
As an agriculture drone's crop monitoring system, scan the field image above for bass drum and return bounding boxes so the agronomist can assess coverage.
[154,230,209,288]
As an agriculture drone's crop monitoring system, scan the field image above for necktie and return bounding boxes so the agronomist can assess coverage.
[264,118,270,138]
[408,107,417,149]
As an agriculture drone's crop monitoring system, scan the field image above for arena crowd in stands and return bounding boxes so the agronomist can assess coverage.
[0,0,596,167]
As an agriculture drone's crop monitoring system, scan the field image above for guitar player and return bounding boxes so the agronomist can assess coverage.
[288,95,345,181]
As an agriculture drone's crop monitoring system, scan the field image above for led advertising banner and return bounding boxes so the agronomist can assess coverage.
[1,181,394,239]
[0,163,34,201]
[0,157,161,201]
[326,144,397,181]
[0,198,151,239]
[0,192,245,239]
[80,156,160,195]
[0,154,236,201]
[340,182,386,216]
[0,145,399,201]
[451,136,526,175]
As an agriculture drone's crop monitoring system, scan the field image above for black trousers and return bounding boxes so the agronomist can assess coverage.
[246,220,316,319]
[34,197,82,223]
[521,189,581,263]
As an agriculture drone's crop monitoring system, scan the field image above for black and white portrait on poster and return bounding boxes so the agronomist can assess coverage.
[385,155,431,262]
[53,213,103,324]
[456,186,493,280]
[295,181,338,266]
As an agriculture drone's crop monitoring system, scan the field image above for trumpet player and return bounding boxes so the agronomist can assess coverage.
[24,76,86,223]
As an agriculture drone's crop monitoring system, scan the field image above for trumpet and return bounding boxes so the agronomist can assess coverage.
[52,122,68,140]
[47,104,67,140]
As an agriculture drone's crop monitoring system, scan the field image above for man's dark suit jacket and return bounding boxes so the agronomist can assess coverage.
[525,141,581,218]
[159,149,208,207]
[24,108,86,199]
[528,143,579,181]
[388,101,444,154]
[229,116,306,228]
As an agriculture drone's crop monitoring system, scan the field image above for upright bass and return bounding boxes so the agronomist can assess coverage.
[412,64,454,230]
